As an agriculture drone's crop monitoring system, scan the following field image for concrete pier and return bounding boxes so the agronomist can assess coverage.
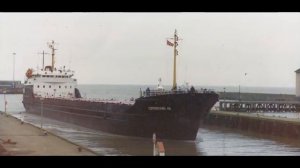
[0,112,96,156]
[219,100,300,112]
[204,110,300,139]
[218,92,295,101]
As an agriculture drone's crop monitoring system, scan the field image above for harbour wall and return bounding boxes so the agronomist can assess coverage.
[217,92,296,101]
[203,111,300,140]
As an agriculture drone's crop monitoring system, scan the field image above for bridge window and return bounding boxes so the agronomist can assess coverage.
[59,86,61,88]
[37,85,40,88]
[49,85,51,88]
[43,85,45,88]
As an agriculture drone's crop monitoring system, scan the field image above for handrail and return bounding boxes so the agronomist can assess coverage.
[142,88,215,97]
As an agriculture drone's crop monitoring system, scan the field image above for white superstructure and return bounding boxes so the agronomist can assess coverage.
[24,41,78,99]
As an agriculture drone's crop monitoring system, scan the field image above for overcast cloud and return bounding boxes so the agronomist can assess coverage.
[1,12,300,87]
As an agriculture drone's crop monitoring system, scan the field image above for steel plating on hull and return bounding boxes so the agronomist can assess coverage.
[23,86,218,140]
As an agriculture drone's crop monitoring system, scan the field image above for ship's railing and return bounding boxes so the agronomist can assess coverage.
[141,88,215,97]
[36,96,135,105]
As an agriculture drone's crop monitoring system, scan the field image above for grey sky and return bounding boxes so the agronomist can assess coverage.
[1,13,300,87]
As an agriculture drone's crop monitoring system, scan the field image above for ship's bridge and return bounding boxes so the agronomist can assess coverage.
[25,66,76,84]
[32,66,75,78]
[24,65,78,99]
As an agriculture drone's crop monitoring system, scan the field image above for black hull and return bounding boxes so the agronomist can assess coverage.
[23,88,218,140]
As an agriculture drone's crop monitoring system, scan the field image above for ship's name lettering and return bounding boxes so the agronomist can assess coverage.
[148,107,171,111]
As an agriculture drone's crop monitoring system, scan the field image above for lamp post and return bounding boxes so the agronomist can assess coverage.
[153,133,156,156]
[3,90,7,116]
[223,87,226,101]
[12,53,16,88]
[239,73,247,102]
[40,97,44,129]
[238,85,241,101]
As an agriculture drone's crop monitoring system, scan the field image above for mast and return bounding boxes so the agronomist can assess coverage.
[172,30,179,90]
[38,50,49,70]
[167,30,181,90]
[47,40,57,71]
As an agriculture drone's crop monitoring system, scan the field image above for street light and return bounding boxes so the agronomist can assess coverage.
[12,53,16,88]
[40,97,44,129]
[223,87,226,101]
[239,73,248,102]
[238,85,241,101]
[3,90,7,116]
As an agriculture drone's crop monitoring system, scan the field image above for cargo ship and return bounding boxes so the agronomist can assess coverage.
[22,31,218,140]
